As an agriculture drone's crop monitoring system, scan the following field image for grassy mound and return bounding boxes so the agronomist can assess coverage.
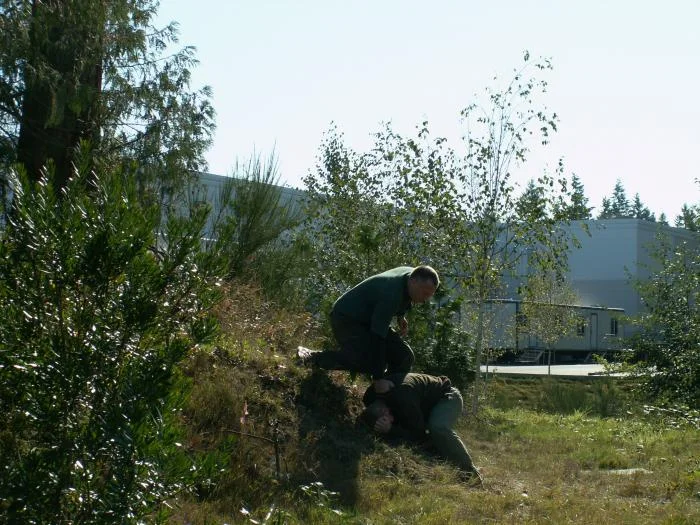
[168,284,700,524]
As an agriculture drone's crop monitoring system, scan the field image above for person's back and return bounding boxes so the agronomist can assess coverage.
[331,266,413,337]
[363,373,451,439]
[298,265,440,392]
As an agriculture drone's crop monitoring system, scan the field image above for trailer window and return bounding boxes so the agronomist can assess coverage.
[576,318,586,336]
[609,317,618,336]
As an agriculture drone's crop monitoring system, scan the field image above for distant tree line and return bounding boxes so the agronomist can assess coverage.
[516,175,699,231]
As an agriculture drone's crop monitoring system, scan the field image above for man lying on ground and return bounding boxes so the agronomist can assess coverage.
[361,372,482,484]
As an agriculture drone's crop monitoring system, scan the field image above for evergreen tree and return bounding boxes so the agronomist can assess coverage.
[0,161,220,522]
[632,193,656,221]
[555,173,591,220]
[675,203,700,232]
[598,179,631,218]
[0,0,214,194]
[516,179,548,221]
[598,197,612,218]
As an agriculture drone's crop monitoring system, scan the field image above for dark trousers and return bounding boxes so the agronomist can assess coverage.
[313,313,414,376]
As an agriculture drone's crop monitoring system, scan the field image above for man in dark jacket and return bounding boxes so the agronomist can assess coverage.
[362,372,482,483]
[298,266,439,393]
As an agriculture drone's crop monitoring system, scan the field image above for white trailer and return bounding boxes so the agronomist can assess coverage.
[467,299,625,364]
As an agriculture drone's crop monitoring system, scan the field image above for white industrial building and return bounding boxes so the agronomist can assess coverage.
[495,218,698,362]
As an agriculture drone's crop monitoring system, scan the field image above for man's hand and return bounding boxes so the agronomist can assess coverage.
[374,415,392,434]
[398,316,408,337]
[373,378,395,394]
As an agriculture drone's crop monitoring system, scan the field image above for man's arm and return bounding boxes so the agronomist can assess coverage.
[397,315,408,337]
[373,378,394,394]
[373,418,426,442]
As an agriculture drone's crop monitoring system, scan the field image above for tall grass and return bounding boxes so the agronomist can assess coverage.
[487,376,629,418]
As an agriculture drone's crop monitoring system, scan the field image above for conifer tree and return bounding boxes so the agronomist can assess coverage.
[555,173,591,220]
[632,193,655,221]
[0,0,214,194]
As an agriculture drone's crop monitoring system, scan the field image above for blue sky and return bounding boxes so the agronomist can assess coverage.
[157,0,699,219]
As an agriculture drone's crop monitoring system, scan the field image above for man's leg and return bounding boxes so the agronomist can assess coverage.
[310,336,371,372]
[306,315,374,374]
[384,329,414,374]
[427,388,478,476]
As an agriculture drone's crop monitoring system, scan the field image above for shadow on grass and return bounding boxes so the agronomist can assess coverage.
[295,369,375,507]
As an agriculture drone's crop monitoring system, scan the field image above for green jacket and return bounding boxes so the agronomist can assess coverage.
[331,266,413,338]
[363,372,453,441]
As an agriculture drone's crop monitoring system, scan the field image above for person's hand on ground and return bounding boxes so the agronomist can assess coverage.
[374,414,392,434]
[373,378,395,394]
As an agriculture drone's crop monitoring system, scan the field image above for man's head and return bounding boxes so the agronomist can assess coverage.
[362,399,394,434]
[408,265,439,304]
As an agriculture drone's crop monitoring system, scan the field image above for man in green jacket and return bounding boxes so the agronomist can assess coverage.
[298,266,439,393]
[362,372,482,484]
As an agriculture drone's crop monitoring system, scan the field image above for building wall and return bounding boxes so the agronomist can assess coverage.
[187,172,306,238]
[565,219,698,318]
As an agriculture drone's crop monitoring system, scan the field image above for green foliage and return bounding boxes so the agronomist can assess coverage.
[515,179,548,222]
[297,55,576,414]
[675,203,700,232]
[626,233,700,405]
[597,180,655,221]
[554,173,592,220]
[409,295,475,389]
[453,54,575,411]
[488,377,627,418]
[598,179,632,218]
[520,271,579,372]
[201,152,302,280]
[300,125,423,310]
[163,291,700,524]
[0,0,214,196]
[632,193,656,221]
[535,378,625,417]
[641,405,700,430]
[0,161,220,523]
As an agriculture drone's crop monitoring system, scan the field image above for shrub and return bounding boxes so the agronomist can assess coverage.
[410,295,475,389]
[0,163,220,523]
[626,234,699,405]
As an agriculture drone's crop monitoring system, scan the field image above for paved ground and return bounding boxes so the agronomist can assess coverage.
[479,363,616,377]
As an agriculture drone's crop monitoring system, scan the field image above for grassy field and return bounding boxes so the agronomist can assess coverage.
[169,286,700,524]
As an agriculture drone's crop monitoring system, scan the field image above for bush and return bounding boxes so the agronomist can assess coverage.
[410,296,475,389]
[536,378,625,417]
[0,163,220,523]
[626,234,699,405]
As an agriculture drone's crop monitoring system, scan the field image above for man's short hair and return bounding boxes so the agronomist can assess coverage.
[410,265,440,288]
[361,399,388,429]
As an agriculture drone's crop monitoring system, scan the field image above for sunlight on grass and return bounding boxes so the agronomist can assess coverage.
[347,403,700,524]
[170,287,699,524]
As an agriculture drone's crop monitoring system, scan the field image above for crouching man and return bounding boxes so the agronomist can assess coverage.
[361,372,482,484]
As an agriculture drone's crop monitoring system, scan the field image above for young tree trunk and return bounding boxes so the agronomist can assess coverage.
[471,298,486,414]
